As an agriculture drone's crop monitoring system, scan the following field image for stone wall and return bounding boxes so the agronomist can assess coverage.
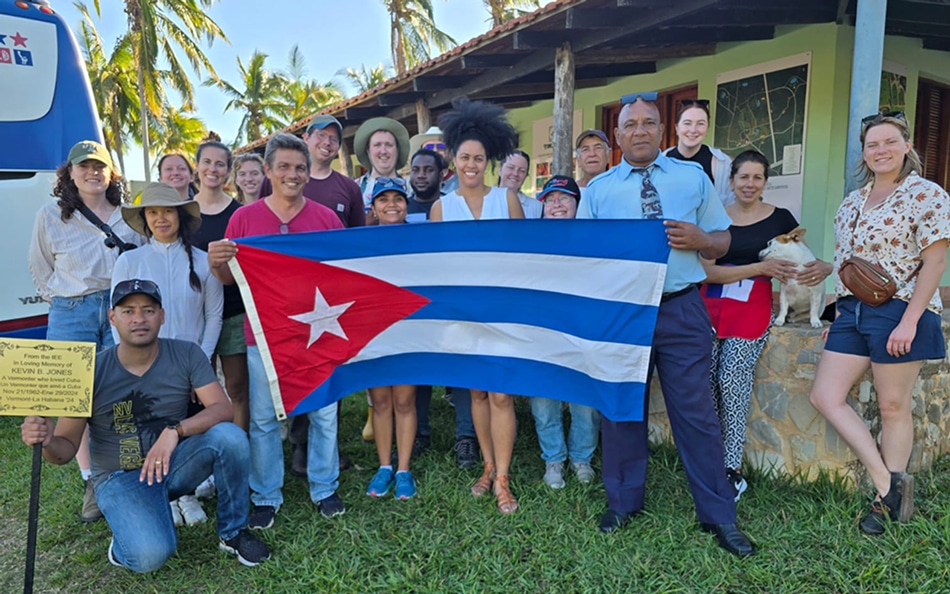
[646,313,950,487]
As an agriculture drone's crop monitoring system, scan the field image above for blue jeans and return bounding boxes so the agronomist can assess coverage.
[247,346,339,506]
[415,386,475,439]
[47,289,114,351]
[530,397,600,463]
[93,423,249,573]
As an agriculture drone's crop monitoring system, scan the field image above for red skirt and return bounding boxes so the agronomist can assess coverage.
[701,277,773,340]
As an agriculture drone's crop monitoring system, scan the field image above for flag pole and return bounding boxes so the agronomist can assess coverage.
[23,443,42,594]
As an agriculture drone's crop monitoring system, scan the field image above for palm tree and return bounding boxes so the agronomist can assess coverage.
[337,63,393,95]
[115,0,228,180]
[483,0,541,27]
[75,3,140,174]
[204,50,288,146]
[381,0,456,74]
[279,45,345,124]
[149,107,207,158]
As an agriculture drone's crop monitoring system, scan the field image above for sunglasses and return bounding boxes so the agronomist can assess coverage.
[115,279,160,294]
[680,99,710,109]
[376,177,407,189]
[621,91,658,104]
[861,110,905,126]
[423,142,446,151]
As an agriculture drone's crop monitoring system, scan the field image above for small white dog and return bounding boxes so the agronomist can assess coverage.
[758,228,825,328]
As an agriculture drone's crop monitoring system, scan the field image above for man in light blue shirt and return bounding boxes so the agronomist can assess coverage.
[577,95,755,557]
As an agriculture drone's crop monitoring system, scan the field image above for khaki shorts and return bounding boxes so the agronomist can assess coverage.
[216,314,248,357]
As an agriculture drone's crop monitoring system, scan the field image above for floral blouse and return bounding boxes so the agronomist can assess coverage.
[833,173,950,313]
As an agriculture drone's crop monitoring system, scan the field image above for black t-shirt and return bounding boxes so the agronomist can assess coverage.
[668,144,715,183]
[717,206,799,266]
[193,199,245,319]
[407,192,440,218]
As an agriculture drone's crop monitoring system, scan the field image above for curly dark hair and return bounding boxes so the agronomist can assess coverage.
[137,206,202,291]
[52,163,125,222]
[438,98,518,162]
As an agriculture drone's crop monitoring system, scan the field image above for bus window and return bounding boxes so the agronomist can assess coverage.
[0,0,102,338]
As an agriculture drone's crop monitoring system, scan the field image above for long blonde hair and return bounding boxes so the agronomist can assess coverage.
[231,153,266,204]
[856,115,923,186]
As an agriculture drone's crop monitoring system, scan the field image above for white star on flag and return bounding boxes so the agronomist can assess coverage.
[288,287,355,347]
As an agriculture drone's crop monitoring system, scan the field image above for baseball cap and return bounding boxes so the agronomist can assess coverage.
[537,175,580,201]
[306,115,343,136]
[111,279,163,308]
[575,129,609,149]
[68,140,114,168]
[371,177,408,201]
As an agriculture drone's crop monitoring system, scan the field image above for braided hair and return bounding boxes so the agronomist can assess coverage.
[438,98,518,162]
[138,206,202,291]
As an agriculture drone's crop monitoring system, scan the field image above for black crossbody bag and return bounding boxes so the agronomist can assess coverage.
[75,202,138,254]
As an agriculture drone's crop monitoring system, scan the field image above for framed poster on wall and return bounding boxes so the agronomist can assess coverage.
[716,53,811,220]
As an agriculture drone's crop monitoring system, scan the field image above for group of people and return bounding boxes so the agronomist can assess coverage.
[20,91,948,571]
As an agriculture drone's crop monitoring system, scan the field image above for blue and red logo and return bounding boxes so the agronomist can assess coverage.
[0,31,32,67]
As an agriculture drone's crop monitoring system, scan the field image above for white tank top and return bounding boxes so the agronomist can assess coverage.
[441,186,510,221]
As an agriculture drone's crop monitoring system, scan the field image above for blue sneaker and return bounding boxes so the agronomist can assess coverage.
[395,471,417,500]
[366,467,395,497]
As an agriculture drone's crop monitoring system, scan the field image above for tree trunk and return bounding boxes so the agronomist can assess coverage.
[137,59,150,182]
[551,41,575,177]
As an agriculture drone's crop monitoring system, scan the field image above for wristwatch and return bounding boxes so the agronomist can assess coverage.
[165,421,184,438]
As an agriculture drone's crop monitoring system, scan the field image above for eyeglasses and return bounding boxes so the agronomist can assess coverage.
[621,91,658,104]
[542,193,576,205]
[861,110,905,126]
[376,177,407,189]
[680,99,710,109]
[577,143,607,155]
[309,130,341,147]
[423,142,446,151]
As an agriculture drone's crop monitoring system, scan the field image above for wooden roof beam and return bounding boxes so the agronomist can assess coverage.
[460,53,524,70]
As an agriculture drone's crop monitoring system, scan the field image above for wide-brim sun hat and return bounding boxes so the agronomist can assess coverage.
[409,126,444,157]
[122,182,201,237]
[354,117,411,172]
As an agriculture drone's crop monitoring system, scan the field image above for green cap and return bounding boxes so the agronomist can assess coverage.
[67,140,114,168]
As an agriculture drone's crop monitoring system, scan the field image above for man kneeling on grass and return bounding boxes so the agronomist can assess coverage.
[20,279,270,572]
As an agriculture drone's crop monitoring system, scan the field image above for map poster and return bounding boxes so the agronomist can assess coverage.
[0,339,95,418]
[531,110,584,194]
[715,53,811,220]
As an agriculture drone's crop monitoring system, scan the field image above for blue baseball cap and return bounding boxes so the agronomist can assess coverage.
[371,177,408,202]
[537,175,580,201]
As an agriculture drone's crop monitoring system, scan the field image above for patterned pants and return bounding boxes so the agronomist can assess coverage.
[709,328,770,471]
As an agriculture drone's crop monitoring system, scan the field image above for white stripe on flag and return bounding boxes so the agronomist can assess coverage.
[325,252,666,305]
[348,319,651,384]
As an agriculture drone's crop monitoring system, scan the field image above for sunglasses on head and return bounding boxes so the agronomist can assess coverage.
[861,110,905,126]
[423,142,446,151]
[621,91,658,104]
[680,99,710,109]
[376,177,407,188]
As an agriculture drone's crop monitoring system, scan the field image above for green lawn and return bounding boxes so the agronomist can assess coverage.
[2,393,950,593]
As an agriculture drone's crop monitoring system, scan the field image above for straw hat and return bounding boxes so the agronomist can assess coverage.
[353,117,411,172]
[122,182,201,237]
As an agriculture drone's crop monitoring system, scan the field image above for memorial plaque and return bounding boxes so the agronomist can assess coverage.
[0,339,95,418]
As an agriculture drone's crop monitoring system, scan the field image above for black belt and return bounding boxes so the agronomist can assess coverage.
[661,284,698,303]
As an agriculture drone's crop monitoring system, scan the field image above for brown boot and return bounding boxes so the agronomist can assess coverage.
[81,479,103,523]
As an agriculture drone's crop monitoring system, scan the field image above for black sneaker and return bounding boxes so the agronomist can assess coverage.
[726,468,748,502]
[247,505,277,530]
[453,436,478,470]
[859,500,887,535]
[219,529,271,567]
[411,435,431,458]
[317,493,346,518]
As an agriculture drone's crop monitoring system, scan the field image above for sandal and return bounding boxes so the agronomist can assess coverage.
[494,474,518,514]
[471,462,495,497]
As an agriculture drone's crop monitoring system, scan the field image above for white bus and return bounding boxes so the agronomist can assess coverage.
[1,0,102,338]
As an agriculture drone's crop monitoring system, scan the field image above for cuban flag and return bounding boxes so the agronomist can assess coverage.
[229,219,669,422]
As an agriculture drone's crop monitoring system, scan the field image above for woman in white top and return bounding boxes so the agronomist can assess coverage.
[497,150,542,219]
[28,140,143,524]
[430,99,524,514]
[112,182,223,359]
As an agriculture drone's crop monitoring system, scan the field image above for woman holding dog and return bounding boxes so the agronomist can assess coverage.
[811,113,949,535]
[700,150,832,501]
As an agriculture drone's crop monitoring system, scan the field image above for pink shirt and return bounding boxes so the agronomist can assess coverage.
[225,198,344,345]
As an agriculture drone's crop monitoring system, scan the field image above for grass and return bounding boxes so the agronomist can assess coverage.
[3,392,950,593]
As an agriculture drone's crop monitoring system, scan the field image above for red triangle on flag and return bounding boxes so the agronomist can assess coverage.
[235,244,430,414]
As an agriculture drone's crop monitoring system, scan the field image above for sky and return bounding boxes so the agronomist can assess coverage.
[52,0,550,180]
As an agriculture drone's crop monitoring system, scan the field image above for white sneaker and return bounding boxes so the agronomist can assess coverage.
[169,501,184,527]
[195,475,216,499]
[571,461,597,484]
[543,461,566,489]
[176,495,207,525]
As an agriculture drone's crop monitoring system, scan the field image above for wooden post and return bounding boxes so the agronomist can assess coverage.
[415,98,432,134]
[552,41,575,177]
[338,138,354,178]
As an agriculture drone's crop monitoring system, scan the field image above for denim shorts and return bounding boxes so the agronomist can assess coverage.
[825,296,946,363]
[215,314,247,357]
[47,289,114,351]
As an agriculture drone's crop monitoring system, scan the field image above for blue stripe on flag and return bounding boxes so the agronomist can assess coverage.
[291,353,648,422]
[235,219,670,263]
[408,286,657,346]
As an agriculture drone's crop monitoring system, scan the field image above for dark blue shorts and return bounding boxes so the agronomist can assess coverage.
[825,296,946,363]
